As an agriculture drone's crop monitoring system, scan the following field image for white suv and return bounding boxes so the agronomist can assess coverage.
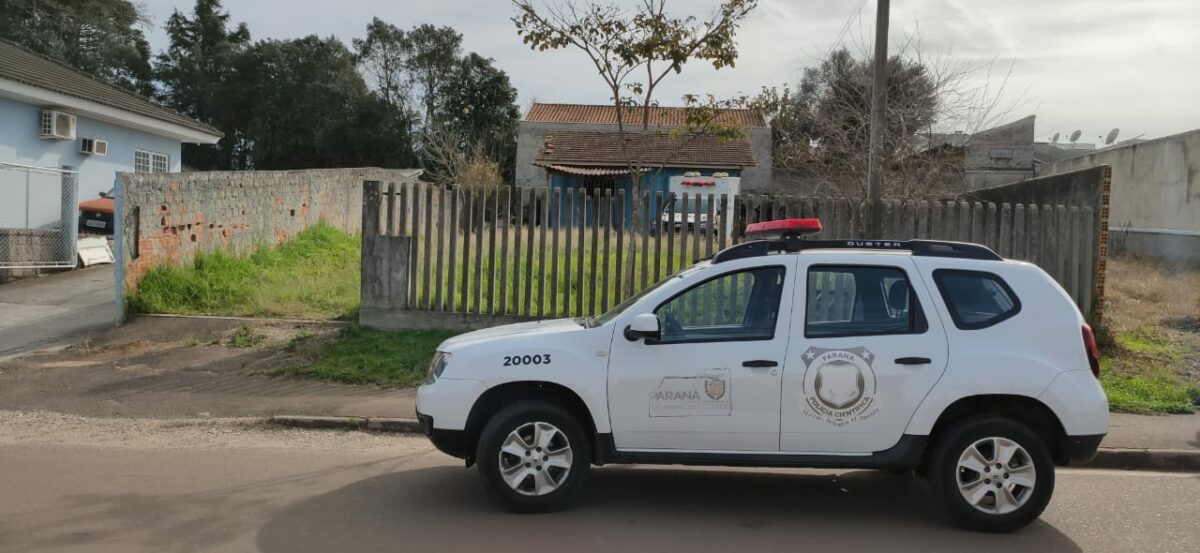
[416,218,1108,533]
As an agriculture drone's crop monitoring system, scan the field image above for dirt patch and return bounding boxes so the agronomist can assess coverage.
[0,316,414,420]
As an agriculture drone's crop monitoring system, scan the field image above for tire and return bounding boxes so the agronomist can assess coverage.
[927,415,1055,533]
[476,400,591,513]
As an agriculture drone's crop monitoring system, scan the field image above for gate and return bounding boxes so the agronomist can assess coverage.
[0,162,79,269]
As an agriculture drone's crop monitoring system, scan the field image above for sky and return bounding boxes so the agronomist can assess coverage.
[140,0,1200,143]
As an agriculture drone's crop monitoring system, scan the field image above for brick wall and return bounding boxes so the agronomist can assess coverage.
[118,168,422,292]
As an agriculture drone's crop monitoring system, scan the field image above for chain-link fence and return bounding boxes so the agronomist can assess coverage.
[0,162,79,269]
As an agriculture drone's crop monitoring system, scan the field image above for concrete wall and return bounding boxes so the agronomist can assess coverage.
[515,120,772,193]
[0,96,182,201]
[117,168,422,292]
[1040,129,1200,263]
[963,115,1035,190]
[958,166,1111,319]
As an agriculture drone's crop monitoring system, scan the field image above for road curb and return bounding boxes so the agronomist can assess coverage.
[1084,448,1200,472]
[269,415,420,434]
[269,416,1199,472]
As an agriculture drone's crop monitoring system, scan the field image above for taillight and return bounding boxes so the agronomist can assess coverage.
[1082,324,1101,378]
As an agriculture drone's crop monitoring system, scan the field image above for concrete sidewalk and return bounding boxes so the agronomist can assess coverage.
[0,265,117,356]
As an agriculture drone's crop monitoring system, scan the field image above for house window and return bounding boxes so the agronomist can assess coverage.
[989,148,1014,160]
[135,149,169,173]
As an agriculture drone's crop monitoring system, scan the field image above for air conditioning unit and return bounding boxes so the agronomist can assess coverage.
[79,137,108,156]
[40,110,76,140]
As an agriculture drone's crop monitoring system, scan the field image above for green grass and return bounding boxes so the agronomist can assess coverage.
[278,326,459,387]
[1102,370,1200,415]
[1100,329,1199,414]
[127,221,361,319]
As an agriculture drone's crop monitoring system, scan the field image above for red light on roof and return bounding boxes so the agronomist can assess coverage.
[681,179,716,186]
[744,218,822,239]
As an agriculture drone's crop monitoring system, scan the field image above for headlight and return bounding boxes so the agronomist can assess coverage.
[425,351,451,384]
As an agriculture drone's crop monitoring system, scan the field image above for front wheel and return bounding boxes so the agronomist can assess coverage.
[927,415,1055,533]
[476,400,590,513]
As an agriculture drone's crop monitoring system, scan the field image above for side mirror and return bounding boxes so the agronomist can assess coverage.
[623,313,661,342]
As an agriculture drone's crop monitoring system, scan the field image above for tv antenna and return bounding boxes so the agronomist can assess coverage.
[1069,130,1082,144]
[1050,132,1060,145]
[1105,128,1120,145]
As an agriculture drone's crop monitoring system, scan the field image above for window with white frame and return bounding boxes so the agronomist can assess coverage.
[135,149,170,173]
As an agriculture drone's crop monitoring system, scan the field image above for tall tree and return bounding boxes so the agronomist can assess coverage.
[0,0,153,94]
[769,47,949,197]
[439,53,521,179]
[234,35,416,169]
[352,18,411,112]
[404,24,463,132]
[155,0,251,169]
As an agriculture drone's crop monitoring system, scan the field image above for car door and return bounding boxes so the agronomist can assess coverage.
[607,257,797,452]
[779,254,949,454]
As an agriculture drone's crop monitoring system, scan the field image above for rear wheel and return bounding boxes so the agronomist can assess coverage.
[928,415,1055,532]
[476,400,590,513]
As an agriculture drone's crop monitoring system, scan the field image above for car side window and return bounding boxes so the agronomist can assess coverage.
[805,265,928,338]
[654,266,786,343]
[933,269,1021,329]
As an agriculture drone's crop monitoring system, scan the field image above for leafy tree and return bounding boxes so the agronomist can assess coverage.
[352,17,412,112]
[233,36,416,170]
[405,24,463,132]
[439,53,521,181]
[154,0,251,169]
[769,47,943,197]
[0,0,153,94]
[353,19,518,182]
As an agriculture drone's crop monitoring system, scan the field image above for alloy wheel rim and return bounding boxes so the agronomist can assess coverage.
[498,421,573,496]
[955,436,1037,515]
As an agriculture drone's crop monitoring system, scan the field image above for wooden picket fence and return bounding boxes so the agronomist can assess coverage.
[359,180,1102,329]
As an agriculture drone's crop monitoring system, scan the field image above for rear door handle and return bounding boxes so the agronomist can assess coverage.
[743,360,778,368]
[895,357,932,365]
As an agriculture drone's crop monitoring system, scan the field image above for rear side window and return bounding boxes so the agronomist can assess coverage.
[805,266,928,338]
[933,269,1021,329]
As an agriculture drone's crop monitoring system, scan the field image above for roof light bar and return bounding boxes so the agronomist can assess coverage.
[744,218,822,240]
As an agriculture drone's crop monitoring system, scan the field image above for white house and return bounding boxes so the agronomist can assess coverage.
[0,38,222,204]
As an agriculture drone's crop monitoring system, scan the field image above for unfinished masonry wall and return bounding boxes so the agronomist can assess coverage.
[118,168,422,292]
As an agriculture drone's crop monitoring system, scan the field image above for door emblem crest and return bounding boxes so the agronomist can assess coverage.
[800,346,879,426]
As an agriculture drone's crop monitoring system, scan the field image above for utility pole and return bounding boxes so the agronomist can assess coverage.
[866,0,889,238]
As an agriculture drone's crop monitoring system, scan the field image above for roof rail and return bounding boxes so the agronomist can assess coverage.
[710,238,1003,264]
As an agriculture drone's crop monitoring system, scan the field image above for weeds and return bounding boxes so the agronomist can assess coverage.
[127,222,360,319]
[276,326,458,387]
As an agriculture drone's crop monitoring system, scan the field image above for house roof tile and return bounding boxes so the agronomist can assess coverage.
[524,102,766,128]
[0,39,222,137]
[534,130,756,169]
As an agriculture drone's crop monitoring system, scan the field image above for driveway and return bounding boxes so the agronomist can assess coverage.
[0,264,116,356]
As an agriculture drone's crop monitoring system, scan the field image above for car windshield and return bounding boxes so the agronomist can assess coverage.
[583,264,706,327]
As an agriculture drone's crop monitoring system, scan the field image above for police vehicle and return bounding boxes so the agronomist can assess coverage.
[416,218,1108,533]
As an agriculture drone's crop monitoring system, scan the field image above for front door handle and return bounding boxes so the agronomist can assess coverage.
[743,360,778,368]
[895,356,932,365]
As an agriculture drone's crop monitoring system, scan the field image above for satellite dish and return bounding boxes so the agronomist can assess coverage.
[1069,130,1082,143]
[1050,132,1060,144]
[1105,128,1120,145]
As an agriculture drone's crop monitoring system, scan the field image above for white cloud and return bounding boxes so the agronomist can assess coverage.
[142,0,1200,140]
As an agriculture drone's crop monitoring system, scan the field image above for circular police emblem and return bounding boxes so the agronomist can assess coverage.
[800,346,879,426]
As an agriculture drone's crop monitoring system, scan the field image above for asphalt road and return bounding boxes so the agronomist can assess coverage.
[0,414,1196,553]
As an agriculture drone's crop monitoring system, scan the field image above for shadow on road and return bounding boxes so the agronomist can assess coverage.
[257,465,1082,553]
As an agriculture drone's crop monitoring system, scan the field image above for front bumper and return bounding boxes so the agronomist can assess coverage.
[1061,433,1105,465]
[416,409,468,459]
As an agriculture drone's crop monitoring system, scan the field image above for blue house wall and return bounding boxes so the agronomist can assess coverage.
[548,167,740,227]
[0,95,183,202]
